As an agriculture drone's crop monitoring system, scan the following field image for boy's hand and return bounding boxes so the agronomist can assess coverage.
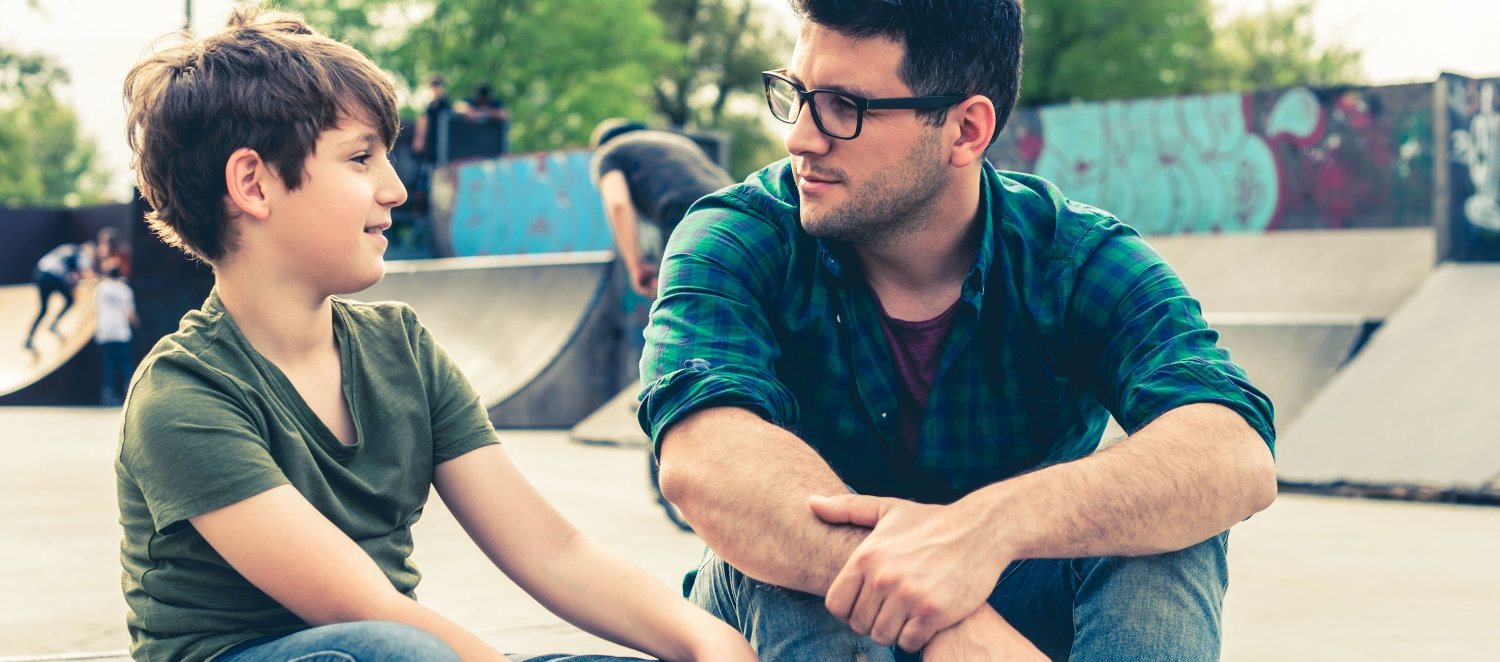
[809,493,1010,651]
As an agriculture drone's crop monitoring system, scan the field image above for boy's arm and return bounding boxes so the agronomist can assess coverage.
[433,444,755,662]
[189,485,509,662]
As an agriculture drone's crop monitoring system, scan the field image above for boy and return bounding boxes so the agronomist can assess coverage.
[116,7,756,662]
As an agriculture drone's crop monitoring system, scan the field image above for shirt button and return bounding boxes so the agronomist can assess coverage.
[881,412,888,419]
[835,314,842,324]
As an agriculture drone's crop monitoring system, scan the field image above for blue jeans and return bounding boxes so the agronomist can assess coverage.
[99,340,131,405]
[689,531,1230,661]
[215,622,650,662]
[216,622,459,662]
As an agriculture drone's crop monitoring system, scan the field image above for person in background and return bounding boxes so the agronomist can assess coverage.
[589,119,733,298]
[93,261,137,406]
[412,74,452,162]
[23,240,95,351]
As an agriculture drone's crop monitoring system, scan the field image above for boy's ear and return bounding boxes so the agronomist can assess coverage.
[947,95,997,169]
[224,147,274,220]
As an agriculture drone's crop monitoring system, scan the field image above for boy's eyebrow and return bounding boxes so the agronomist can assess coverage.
[337,132,381,148]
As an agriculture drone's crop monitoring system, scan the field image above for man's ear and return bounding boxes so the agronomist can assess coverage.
[947,95,997,168]
[224,147,274,220]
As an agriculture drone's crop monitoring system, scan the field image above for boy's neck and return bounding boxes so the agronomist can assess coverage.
[214,262,337,363]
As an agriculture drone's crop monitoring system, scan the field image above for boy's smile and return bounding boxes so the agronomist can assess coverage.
[264,118,407,297]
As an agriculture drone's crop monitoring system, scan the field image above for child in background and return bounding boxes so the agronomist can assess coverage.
[93,261,137,406]
[116,7,755,662]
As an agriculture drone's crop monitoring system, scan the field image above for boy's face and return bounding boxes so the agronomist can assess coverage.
[265,117,407,296]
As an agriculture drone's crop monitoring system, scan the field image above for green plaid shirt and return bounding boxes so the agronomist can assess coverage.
[640,159,1274,504]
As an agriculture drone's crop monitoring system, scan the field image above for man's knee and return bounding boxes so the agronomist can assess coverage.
[1072,532,1230,660]
[690,550,896,662]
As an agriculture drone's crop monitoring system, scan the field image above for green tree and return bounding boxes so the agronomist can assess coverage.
[1211,0,1362,90]
[0,46,110,208]
[280,0,675,152]
[1019,0,1364,106]
[1021,0,1221,106]
[651,0,790,177]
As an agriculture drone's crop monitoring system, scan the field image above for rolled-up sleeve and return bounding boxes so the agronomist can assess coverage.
[1066,225,1276,453]
[638,189,801,450]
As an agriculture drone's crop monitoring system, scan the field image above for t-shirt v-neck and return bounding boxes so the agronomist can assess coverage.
[222,301,364,456]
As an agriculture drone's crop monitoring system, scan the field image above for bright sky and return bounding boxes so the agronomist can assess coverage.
[2,0,1497,201]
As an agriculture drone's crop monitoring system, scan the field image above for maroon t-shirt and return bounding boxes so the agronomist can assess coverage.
[874,296,962,457]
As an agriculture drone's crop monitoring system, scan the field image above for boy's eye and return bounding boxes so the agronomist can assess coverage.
[352,153,371,165]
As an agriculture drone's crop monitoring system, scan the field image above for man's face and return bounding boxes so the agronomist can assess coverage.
[782,23,950,246]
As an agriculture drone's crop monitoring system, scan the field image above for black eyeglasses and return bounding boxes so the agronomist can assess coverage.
[761,70,965,140]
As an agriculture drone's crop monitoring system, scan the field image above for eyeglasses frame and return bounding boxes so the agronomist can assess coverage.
[761,69,967,140]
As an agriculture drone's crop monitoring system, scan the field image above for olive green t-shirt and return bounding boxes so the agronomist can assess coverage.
[115,291,498,662]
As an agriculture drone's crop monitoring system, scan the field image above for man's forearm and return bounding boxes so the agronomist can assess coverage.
[657,406,866,594]
[967,403,1277,561]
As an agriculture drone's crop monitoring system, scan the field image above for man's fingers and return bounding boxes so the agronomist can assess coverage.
[869,596,911,647]
[846,576,885,637]
[823,566,859,622]
[895,612,939,653]
[808,493,886,527]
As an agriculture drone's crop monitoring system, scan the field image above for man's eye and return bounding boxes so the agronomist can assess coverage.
[825,95,858,118]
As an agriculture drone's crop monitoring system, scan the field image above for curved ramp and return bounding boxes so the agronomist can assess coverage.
[1278,264,1500,492]
[352,252,625,428]
[0,281,97,404]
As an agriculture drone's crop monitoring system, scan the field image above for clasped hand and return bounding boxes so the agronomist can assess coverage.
[809,494,1011,652]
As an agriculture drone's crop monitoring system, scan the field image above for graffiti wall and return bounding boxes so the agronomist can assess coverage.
[442,149,611,257]
[987,82,1437,235]
[1442,74,1500,261]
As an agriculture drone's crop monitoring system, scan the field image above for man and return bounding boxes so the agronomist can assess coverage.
[638,1,1278,660]
[411,75,452,163]
[589,120,733,298]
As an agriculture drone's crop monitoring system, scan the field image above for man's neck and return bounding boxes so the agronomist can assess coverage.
[854,174,984,321]
[214,257,336,366]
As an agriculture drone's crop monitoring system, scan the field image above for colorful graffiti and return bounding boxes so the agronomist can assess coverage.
[444,149,611,257]
[1449,78,1500,232]
[987,83,1438,235]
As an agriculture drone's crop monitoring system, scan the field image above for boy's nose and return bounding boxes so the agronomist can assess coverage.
[380,163,408,207]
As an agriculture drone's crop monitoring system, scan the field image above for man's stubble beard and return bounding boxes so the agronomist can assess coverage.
[798,127,948,247]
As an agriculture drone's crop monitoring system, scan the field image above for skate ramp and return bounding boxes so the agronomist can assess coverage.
[352,252,625,428]
[1208,314,1374,426]
[0,281,97,404]
[1277,264,1500,492]
[1147,227,1434,317]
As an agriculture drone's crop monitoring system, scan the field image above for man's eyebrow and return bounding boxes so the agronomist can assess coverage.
[784,70,877,99]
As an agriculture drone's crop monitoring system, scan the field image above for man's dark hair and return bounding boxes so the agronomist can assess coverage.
[789,0,1023,144]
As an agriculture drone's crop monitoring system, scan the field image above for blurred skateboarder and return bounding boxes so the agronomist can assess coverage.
[589,119,733,298]
[23,240,95,351]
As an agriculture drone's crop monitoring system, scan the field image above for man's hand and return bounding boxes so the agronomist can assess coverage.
[923,606,1048,662]
[809,494,1011,651]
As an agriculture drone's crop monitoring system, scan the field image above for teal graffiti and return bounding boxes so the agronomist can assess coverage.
[1033,91,1314,234]
[447,149,611,256]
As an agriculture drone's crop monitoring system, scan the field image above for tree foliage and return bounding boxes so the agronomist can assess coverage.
[1020,0,1362,106]
[0,46,110,208]
[1211,0,1361,90]
[651,0,789,176]
[281,0,674,152]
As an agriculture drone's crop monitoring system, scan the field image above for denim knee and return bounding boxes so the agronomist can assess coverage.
[220,621,459,662]
[1071,531,1230,662]
[689,549,896,662]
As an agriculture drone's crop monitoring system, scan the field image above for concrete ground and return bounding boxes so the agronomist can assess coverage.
[2,406,1497,661]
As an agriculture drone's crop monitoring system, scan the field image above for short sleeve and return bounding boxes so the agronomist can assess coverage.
[638,189,801,448]
[118,357,288,532]
[406,310,499,462]
[1065,228,1276,452]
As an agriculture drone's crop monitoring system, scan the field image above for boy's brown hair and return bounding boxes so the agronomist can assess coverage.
[124,6,400,263]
